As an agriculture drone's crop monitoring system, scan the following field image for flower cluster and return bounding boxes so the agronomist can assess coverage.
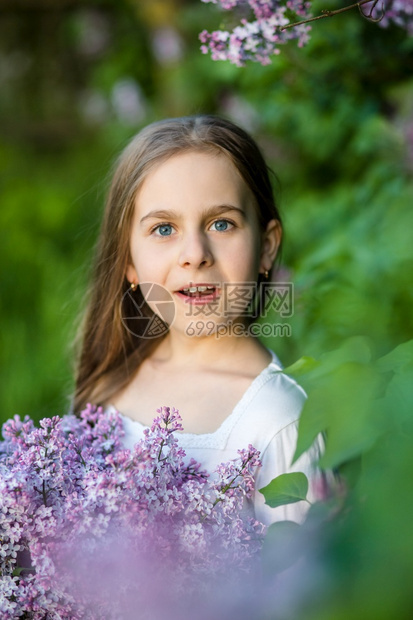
[200,0,413,66]
[0,405,265,619]
[200,0,312,66]
[366,0,413,34]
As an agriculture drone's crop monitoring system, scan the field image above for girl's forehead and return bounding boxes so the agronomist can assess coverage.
[145,149,237,179]
[135,149,252,207]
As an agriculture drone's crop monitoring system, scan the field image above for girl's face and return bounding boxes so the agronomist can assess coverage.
[126,150,280,336]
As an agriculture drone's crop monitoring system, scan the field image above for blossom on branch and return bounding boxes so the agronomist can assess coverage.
[365,0,413,34]
[200,0,413,65]
[200,0,312,65]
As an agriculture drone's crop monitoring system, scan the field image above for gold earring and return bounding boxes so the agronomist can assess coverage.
[130,282,137,291]
[263,270,269,280]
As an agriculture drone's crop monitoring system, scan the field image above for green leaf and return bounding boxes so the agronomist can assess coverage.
[281,356,320,377]
[294,361,382,469]
[376,340,413,373]
[318,362,383,469]
[259,472,309,508]
[308,337,373,382]
[261,520,302,573]
[290,338,373,399]
[292,386,330,463]
[381,365,413,428]
[12,566,31,577]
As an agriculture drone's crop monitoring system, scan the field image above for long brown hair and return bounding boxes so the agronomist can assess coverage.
[72,115,282,414]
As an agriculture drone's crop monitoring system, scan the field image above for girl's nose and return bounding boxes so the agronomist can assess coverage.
[178,231,214,269]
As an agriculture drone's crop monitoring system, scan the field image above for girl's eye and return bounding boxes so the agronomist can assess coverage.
[153,223,173,236]
[210,219,233,232]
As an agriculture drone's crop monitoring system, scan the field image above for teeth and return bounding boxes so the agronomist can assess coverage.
[181,285,216,293]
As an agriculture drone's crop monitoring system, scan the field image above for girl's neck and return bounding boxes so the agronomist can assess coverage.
[150,331,270,371]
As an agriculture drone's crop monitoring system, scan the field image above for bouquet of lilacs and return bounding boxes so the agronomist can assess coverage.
[0,405,265,619]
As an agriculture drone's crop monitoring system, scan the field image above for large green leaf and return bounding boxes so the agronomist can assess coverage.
[302,337,373,384]
[376,340,413,374]
[318,362,383,470]
[261,521,303,573]
[281,356,320,377]
[294,360,382,469]
[259,472,309,508]
[381,365,413,428]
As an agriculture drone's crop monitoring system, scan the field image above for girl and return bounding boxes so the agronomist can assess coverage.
[73,115,324,525]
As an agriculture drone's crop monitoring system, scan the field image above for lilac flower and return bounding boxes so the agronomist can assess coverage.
[365,0,413,34]
[200,0,413,66]
[200,0,312,65]
[0,404,266,618]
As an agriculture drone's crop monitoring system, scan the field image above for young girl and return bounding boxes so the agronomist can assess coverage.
[73,115,324,526]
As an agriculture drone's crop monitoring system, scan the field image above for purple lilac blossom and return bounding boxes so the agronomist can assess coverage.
[364,0,413,34]
[200,0,413,66]
[0,405,265,618]
[200,0,312,65]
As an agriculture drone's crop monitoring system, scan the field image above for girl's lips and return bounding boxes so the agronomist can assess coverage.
[175,287,220,305]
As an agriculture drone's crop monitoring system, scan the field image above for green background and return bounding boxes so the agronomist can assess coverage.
[1,1,413,617]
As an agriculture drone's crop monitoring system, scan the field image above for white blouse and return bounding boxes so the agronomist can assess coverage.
[106,351,325,526]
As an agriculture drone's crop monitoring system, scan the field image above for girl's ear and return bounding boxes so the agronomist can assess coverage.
[126,263,138,287]
[259,219,282,273]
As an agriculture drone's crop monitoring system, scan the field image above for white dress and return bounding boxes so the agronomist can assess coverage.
[105,350,325,526]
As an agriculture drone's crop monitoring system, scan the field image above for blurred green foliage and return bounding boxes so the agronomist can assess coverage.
[261,336,413,620]
[1,1,413,617]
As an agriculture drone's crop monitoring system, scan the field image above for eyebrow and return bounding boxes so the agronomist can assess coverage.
[139,204,246,225]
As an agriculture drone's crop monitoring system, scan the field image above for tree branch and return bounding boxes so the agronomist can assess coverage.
[280,0,381,31]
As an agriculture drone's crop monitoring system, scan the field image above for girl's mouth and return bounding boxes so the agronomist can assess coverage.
[176,285,220,304]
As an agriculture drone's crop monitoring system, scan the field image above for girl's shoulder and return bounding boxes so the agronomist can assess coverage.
[224,350,307,451]
[266,349,307,417]
[248,348,307,420]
